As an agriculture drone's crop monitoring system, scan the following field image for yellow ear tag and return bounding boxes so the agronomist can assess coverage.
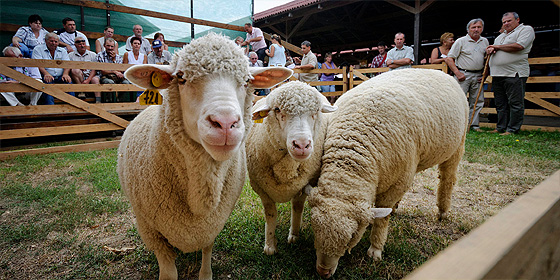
[254,111,267,123]
[151,71,162,88]
[139,89,163,105]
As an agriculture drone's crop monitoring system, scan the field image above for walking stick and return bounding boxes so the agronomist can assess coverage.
[469,54,491,128]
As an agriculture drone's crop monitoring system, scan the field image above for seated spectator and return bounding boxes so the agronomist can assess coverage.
[123,37,147,65]
[147,40,172,65]
[11,14,48,58]
[32,32,74,105]
[0,46,42,106]
[96,25,118,55]
[96,38,132,102]
[125,25,151,54]
[431,32,454,64]
[235,36,249,55]
[153,32,169,51]
[69,36,101,103]
[57,17,90,53]
[248,51,266,96]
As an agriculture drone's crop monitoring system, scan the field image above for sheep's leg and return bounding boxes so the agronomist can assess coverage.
[198,243,213,280]
[437,145,463,220]
[136,217,178,280]
[261,195,278,255]
[288,189,307,244]
[368,179,410,261]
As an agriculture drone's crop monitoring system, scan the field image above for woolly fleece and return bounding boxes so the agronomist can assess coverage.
[309,68,468,259]
[117,33,252,270]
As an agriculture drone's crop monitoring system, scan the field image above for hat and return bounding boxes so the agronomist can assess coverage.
[152,40,162,48]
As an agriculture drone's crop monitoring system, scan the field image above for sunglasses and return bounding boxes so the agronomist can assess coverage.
[75,40,86,43]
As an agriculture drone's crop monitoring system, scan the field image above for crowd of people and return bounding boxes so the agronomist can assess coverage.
[2,12,537,135]
[2,16,172,105]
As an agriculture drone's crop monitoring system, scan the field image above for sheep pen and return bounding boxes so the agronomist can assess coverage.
[1,116,559,278]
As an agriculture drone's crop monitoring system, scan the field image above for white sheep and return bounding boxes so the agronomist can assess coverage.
[247,81,337,255]
[306,68,469,278]
[117,33,292,280]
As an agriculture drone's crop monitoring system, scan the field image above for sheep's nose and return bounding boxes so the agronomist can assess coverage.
[316,266,333,279]
[292,139,312,152]
[208,114,240,132]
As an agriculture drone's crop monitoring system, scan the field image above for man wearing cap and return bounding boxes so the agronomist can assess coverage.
[69,36,101,102]
[147,40,172,65]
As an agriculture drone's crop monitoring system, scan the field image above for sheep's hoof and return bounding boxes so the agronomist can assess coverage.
[263,244,278,255]
[287,234,299,244]
[438,211,448,221]
[367,246,383,261]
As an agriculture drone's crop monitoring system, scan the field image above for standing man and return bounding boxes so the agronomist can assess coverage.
[125,25,151,55]
[69,36,101,102]
[445,18,489,132]
[370,41,388,68]
[385,32,414,71]
[241,23,267,62]
[147,40,172,65]
[57,17,90,53]
[32,32,74,105]
[486,12,535,135]
[293,40,318,83]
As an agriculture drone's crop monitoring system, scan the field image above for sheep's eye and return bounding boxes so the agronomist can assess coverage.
[274,108,280,113]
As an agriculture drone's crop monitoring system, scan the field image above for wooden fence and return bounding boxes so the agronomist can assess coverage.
[1,57,559,159]
[405,169,560,279]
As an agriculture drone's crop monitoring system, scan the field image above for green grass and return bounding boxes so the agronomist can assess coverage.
[1,130,559,279]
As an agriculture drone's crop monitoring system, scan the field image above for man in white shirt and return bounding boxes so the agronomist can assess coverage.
[385,32,414,71]
[57,17,90,53]
[445,18,489,131]
[125,25,152,55]
[69,36,101,102]
[241,23,267,62]
[486,12,535,135]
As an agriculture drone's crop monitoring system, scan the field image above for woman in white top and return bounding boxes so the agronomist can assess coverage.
[96,25,118,55]
[12,14,48,57]
[123,37,147,65]
[265,34,286,67]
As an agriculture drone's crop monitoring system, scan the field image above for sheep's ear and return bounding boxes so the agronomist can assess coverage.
[318,93,337,113]
[370,208,392,220]
[249,67,293,89]
[124,64,174,89]
[252,97,271,120]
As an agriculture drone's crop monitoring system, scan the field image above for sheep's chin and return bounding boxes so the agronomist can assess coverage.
[288,151,312,162]
[202,142,241,161]
[316,252,341,279]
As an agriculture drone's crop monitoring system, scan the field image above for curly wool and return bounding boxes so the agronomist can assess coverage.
[310,68,469,258]
[170,32,250,85]
[266,81,323,117]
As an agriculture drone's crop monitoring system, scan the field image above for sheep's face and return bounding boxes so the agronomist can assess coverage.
[179,75,248,161]
[252,81,337,161]
[308,189,392,278]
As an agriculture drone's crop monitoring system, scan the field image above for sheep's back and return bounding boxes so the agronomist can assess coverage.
[324,69,467,193]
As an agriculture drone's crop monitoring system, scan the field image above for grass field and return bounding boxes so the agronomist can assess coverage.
[1,129,559,279]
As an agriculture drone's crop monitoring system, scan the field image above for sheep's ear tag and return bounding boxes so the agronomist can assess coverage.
[139,72,164,105]
[253,111,267,123]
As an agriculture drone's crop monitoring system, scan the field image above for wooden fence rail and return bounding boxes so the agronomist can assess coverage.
[1,56,558,157]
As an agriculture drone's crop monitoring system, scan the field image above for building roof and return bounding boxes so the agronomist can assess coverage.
[253,0,324,21]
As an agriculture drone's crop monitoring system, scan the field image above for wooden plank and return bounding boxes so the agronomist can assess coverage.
[0,57,131,71]
[349,66,354,89]
[0,140,120,160]
[528,56,560,64]
[405,170,560,279]
[0,103,147,117]
[0,65,129,128]
[353,70,370,81]
[1,118,103,130]
[483,92,560,99]
[525,92,560,116]
[342,66,348,93]
[528,76,560,83]
[45,0,244,32]
[1,123,122,140]
[481,108,559,117]
[263,32,303,55]
[0,83,141,92]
